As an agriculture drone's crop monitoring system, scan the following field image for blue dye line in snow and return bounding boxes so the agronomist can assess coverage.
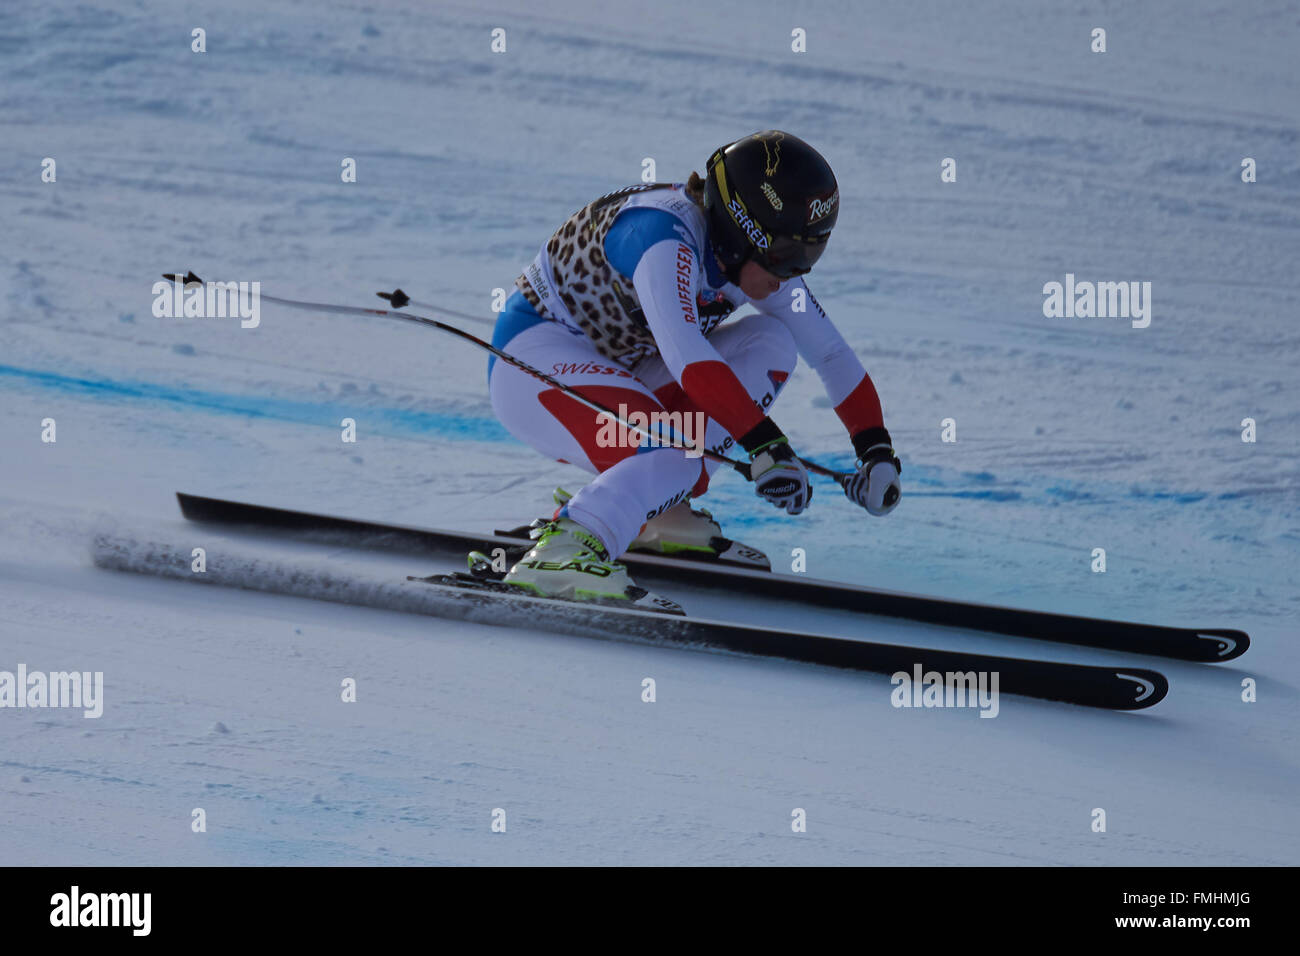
[906,489,1023,501]
[0,364,1248,506]
[0,364,514,443]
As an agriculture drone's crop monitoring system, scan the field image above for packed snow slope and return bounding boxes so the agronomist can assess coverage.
[1,0,1297,865]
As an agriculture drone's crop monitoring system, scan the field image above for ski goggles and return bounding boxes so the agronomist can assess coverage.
[753,234,829,280]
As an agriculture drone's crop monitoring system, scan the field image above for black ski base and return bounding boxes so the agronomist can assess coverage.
[175,492,1250,664]
[402,570,1169,711]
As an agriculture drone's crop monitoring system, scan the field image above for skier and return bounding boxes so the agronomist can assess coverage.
[487,130,901,604]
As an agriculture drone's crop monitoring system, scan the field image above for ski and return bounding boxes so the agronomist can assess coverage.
[404,572,1167,711]
[92,528,1168,711]
[175,492,1249,663]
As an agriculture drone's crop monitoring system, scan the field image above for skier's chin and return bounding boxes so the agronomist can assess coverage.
[742,280,780,301]
[736,260,782,300]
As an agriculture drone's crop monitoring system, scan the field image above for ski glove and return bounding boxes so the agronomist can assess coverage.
[843,428,902,516]
[738,419,811,514]
[749,440,812,514]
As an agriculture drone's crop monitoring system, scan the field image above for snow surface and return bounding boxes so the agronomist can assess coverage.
[1,0,1298,865]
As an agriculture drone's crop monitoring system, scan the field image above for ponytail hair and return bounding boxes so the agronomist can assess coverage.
[685,170,706,205]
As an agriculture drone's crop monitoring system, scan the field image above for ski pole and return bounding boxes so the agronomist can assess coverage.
[376,288,495,327]
[372,286,858,483]
[161,273,853,483]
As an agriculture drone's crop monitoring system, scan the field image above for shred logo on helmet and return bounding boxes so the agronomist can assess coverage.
[703,129,839,282]
[725,198,769,250]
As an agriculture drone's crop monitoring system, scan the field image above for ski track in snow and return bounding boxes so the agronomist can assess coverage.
[1,0,1298,865]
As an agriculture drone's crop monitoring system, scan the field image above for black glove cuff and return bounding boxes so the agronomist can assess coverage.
[738,418,786,456]
[850,426,892,460]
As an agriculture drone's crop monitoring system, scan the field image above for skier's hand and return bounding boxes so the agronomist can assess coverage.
[843,442,902,516]
[748,438,812,515]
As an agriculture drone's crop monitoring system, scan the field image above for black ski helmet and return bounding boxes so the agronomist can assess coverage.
[703,130,839,282]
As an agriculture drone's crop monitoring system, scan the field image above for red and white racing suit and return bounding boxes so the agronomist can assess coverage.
[488,183,885,558]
